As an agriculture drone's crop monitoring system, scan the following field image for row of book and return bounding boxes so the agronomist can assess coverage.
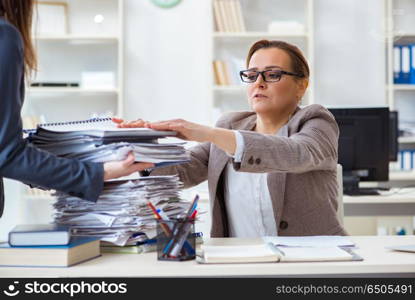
[213,60,232,85]
[213,59,244,86]
[394,44,415,84]
[213,0,245,32]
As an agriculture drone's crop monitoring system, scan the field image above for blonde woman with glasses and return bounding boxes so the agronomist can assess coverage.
[115,40,346,238]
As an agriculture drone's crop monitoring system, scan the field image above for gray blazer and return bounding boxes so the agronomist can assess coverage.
[152,104,348,237]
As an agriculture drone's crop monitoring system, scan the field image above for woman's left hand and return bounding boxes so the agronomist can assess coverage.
[114,117,236,154]
[147,119,213,143]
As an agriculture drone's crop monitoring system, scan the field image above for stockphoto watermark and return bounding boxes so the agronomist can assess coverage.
[2,280,127,297]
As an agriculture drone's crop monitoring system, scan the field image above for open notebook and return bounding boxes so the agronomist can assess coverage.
[197,238,362,264]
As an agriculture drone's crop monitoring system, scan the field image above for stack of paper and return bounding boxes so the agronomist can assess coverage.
[53,176,190,246]
[25,118,193,246]
[27,118,190,167]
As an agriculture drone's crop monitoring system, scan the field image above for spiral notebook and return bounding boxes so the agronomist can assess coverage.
[26,117,177,139]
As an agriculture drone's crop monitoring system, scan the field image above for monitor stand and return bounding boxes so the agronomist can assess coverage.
[343,174,381,196]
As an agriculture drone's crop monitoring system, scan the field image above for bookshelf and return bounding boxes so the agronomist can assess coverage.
[210,0,314,123]
[385,0,415,150]
[19,0,124,206]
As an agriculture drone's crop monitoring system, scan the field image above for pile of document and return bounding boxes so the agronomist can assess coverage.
[25,118,193,246]
[53,176,190,246]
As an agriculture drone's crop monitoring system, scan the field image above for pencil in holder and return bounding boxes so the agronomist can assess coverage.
[156,218,196,261]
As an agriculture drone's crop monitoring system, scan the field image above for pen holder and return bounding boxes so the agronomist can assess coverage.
[156,218,196,261]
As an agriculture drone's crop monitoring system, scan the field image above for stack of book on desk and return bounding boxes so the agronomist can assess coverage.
[53,175,189,246]
[25,117,193,246]
[0,224,100,267]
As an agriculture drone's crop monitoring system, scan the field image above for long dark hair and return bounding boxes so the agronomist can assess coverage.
[0,0,37,76]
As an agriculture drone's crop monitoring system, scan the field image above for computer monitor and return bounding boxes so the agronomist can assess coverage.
[328,107,391,195]
[389,111,399,162]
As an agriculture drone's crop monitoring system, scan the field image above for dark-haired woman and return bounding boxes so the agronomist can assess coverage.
[0,0,153,217]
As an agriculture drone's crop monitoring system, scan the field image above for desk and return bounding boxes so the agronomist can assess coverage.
[343,188,415,216]
[1,236,414,278]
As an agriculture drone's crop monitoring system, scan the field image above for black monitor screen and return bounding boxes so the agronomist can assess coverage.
[389,111,398,162]
[328,107,390,182]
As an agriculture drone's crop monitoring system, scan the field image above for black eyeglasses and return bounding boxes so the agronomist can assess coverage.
[239,69,304,83]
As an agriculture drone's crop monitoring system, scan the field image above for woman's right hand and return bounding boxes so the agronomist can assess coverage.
[103,152,154,180]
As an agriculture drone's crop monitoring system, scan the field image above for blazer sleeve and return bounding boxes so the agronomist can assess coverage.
[149,141,210,188]
[233,106,339,173]
[0,22,104,201]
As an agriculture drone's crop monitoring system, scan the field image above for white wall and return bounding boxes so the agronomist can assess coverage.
[123,0,212,125]
[313,0,386,106]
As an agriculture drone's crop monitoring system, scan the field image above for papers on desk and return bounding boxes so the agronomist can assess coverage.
[198,239,361,264]
[53,175,190,246]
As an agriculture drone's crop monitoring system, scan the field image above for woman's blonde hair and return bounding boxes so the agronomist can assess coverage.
[246,40,309,81]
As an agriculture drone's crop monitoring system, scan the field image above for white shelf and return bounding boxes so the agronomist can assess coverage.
[392,84,415,91]
[213,31,308,38]
[34,35,119,43]
[213,85,245,92]
[390,171,415,181]
[393,33,415,37]
[28,87,119,94]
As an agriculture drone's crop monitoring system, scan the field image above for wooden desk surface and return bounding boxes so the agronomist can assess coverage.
[1,236,414,278]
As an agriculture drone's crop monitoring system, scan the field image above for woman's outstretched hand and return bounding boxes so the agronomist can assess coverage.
[112,117,236,154]
[113,117,149,128]
[113,117,213,143]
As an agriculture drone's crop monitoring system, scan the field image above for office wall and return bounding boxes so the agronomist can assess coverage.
[123,0,212,125]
